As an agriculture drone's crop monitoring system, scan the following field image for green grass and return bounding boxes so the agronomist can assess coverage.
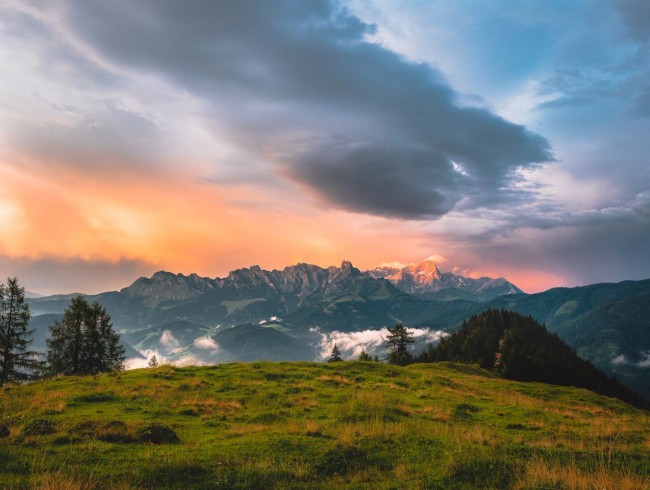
[1,361,649,489]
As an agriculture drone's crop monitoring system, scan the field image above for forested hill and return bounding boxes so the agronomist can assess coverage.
[421,309,648,408]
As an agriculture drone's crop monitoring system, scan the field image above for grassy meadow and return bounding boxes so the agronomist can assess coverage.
[1,361,649,489]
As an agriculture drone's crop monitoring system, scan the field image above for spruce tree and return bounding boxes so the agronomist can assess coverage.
[358,350,372,361]
[384,324,415,366]
[47,296,125,375]
[327,344,343,362]
[0,278,39,386]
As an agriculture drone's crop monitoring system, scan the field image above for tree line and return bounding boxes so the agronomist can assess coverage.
[327,323,415,365]
[0,278,125,386]
[418,309,648,408]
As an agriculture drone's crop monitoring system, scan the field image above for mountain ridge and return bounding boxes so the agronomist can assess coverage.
[368,258,522,301]
[24,261,650,399]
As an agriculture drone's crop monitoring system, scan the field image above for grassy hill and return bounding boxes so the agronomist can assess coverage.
[1,362,649,489]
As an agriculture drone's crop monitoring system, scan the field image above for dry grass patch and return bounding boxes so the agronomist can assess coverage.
[514,457,650,490]
[418,405,453,422]
[336,423,360,446]
[304,420,323,437]
[181,398,242,416]
[393,462,409,480]
[30,390,68,413]
[459,424,496,446]
[317,374,352,385]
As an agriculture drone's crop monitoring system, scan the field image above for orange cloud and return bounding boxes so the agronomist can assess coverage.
[0,155,437,287]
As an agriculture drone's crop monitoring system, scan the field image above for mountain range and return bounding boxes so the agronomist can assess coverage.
[26,258,650,399]
[368,258,522,300]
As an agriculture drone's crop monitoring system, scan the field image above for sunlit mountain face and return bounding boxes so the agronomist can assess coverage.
[1,1,649,297]
[368,258,522,301]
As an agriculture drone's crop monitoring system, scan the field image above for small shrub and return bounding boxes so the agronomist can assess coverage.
[179,408,199,417]
[0,423,10,438]
[137,423,180,444]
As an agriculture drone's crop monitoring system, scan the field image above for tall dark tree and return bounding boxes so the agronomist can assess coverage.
[0,278,39,386]
[47,297,125,375]
[327,344,343,362]
[384,324,415,366]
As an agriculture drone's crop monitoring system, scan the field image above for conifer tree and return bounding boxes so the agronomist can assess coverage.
[358,350,372,361]
[384,324,415,366]
[0,278,39,386]
[47,296,125,375]
[327,344,343,362]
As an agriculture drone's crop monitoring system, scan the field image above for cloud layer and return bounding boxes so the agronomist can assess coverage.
[51,0,552,219]
[313,326,447,360]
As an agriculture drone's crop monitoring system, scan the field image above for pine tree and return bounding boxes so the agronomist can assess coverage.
[46,297,125,375]
[358,350,372,361]
[148,355,159,368]
[327,344,343,362]
[384,324,415,366]
[0,278,39,386]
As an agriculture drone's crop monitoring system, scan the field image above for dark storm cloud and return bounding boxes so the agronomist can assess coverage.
[56,0,552,219]
[287,139,457,218]
[475,218,650,285]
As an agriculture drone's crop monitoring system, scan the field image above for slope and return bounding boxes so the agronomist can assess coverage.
[0,362,648,489]
[421,310,645,407]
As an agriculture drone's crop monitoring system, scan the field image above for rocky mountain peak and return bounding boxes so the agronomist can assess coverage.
[151,271,177,282]
[366,257,521,301]
[327,261,361,283]
[122,271,215,307]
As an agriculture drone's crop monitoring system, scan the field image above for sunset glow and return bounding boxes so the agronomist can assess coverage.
[1,1,649,295]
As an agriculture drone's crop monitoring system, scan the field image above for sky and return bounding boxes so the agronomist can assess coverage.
[1,0,649,295]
